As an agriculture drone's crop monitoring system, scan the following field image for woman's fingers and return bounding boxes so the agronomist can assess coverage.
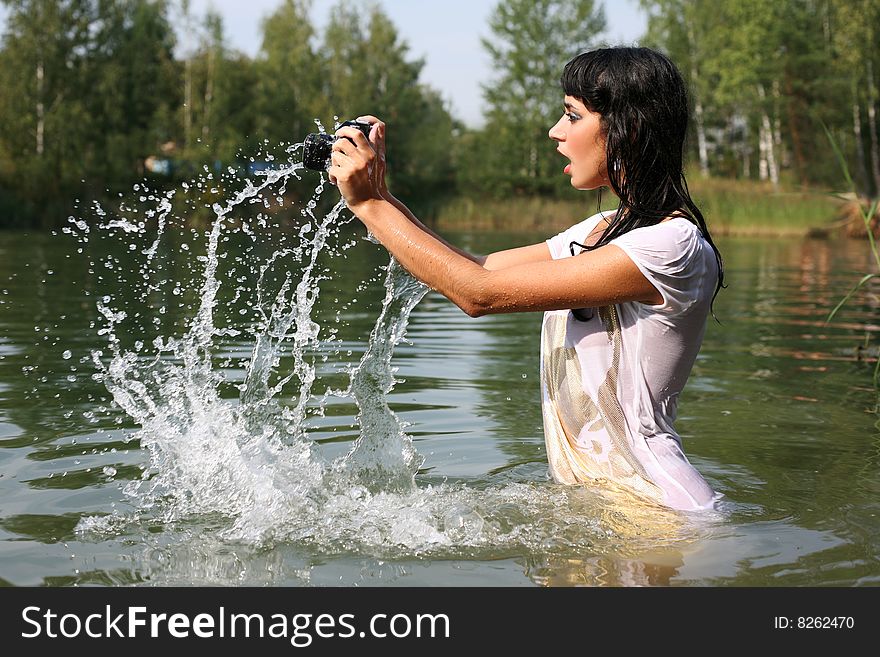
[355,115,386,155]
[352,116,387,192]
[329,150,346,174]
[330,133,373,186]
[332,128,374,171]
[331,118,385,204]
[335,126,372,151]
[355,115,384,134]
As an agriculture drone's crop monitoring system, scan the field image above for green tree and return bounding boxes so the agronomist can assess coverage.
[256,0,323,146]
[85,0,178,186]
[0,0,177,226]
[640,0,717,177]
[180,8,259,163]
[473,0,606,197]
[642,0,870,190]
[318,1,455,202]
[208,51,260,164]
[0,0,94,225]
[829,0,880,197]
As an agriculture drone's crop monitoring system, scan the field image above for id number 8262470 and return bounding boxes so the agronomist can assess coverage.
[773,616,854,629]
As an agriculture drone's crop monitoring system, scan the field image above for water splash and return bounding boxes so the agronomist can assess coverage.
[72,140,717,562]
[334,257,428,491]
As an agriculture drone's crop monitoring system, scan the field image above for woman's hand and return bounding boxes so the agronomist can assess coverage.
[356,115,389,197]
[328,115,387,209]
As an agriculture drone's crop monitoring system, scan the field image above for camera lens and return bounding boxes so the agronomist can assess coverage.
[301,120,372,171]
[302,133,335,171]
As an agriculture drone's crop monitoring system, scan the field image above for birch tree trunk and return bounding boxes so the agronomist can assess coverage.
[202,48,214,142]
[36,61,44,156]
[757,85,778,186]
[758,121,768,181]
[693,90,709,176]
[687,24,709,176]
[184,57,192,150]
[762,116,779,186]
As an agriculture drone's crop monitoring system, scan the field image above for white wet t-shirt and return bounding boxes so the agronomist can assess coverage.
[540,211,720,511]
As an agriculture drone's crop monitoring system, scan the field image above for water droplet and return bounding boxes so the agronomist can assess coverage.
[62,350,72,360]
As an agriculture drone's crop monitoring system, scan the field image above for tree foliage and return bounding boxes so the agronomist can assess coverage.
[0,0,177,225]
[463,0,606,197]
[0,0,878,227]
[641,0,880,194]
[0,0,457,225]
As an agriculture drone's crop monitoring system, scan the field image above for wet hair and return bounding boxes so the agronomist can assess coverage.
[562,46,724,307]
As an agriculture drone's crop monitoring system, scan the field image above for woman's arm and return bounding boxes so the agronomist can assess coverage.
[330,120,661,316]
[382,190,552,270]
[349,197,660,316]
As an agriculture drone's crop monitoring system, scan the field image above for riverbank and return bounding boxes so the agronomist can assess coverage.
[431,178,847,237]
[0,177,860,238]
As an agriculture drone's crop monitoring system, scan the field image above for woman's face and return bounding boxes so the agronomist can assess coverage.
[548,95,608,190]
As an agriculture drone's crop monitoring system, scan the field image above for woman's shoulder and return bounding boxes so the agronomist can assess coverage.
[612,217,714,277]
[612,217,701,251]
[625,216,700,239]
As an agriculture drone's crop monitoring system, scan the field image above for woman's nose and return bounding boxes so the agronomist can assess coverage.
[548,118,565,142]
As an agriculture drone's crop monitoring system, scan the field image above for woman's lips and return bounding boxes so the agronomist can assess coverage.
[557,148,571,175]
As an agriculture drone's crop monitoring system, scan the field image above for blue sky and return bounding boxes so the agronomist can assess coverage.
[0,0,647,127]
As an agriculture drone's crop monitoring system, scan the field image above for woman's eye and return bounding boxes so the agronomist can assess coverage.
[566,112,581,123]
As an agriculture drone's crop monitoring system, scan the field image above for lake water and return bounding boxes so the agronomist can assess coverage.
[1,217,878,587]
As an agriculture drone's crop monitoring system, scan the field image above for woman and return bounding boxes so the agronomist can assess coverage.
[328,47,724,512]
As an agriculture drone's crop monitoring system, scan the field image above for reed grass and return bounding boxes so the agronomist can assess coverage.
[688,178,843,236]
[431,178,844,236]
[822,125,880,398]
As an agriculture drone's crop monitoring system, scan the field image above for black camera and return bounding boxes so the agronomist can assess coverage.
[302,120,372,171]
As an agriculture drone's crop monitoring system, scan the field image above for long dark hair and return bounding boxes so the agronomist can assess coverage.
[562,47,724,305]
